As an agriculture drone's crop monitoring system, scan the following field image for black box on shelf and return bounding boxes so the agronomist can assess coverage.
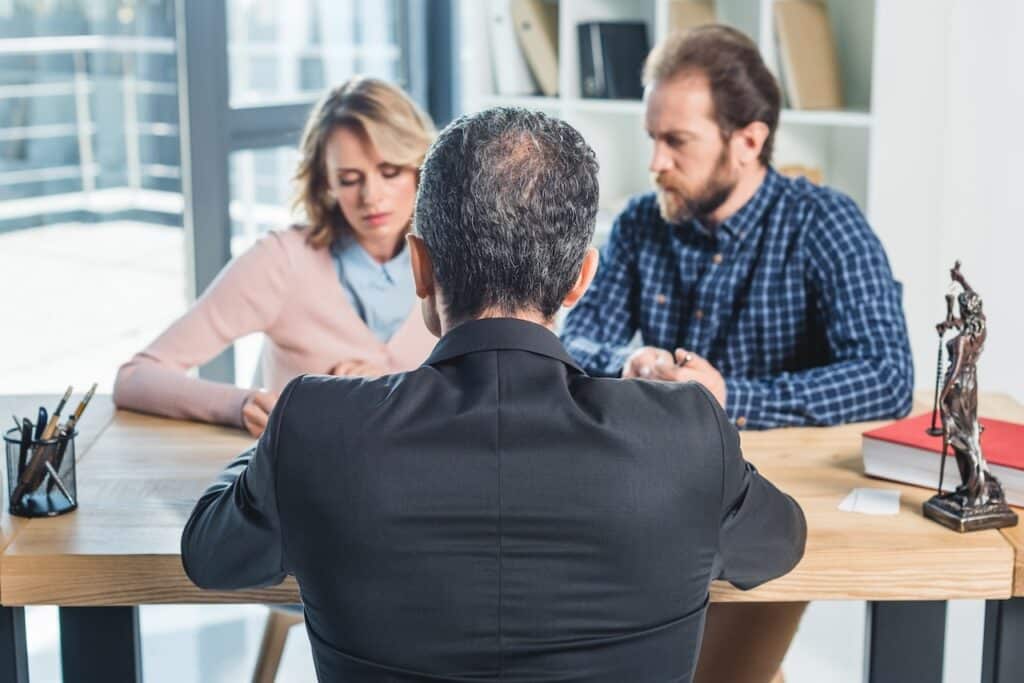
[578,22,650,100]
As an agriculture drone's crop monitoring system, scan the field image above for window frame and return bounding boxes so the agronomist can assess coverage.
[176,0,455,382]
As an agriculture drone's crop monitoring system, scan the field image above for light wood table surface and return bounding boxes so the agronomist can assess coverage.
[1,408,297,606]
[1,393,1020,606]
[715,393,1023,603]
[982,396,1024,597]
[0,395,114,601]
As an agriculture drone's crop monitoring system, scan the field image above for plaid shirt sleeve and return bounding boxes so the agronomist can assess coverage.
[724,194,914,428]
[561,209,640,377]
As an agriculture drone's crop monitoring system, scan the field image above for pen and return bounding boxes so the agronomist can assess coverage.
[45,383,96,495]
[46,425,75,495]
[62,382,97,433]
[11,437,56,505]
[52,385,72,417]
[46,428,68,495]
[40,385,73,440]
[17,418,31,481]
[44,461,75,506]
[34,407,47,440]
[676,352,694,368]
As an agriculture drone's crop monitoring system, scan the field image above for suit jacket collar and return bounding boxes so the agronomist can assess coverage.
[424,318,585,374]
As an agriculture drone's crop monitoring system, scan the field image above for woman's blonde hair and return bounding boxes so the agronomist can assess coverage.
[293,77,436,249]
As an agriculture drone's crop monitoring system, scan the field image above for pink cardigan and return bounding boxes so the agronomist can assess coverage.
[113,226,437,427]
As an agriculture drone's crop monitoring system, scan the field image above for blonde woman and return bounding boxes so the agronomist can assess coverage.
[114,77,437,436]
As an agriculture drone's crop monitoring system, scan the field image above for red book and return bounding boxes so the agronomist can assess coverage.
[862,413,1024,507]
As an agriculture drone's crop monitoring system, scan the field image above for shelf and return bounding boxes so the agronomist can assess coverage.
[566,98,644,115]
[780,109,874,128]
[474,95,561,110]
[472,98,872,128]
[459,1,878,213]
[566,104,874,126]
[473,95,645,116]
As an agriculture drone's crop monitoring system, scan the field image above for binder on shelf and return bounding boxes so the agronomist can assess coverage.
[774,0,842,110]
[777,164,824,185]
[511,0,559,97]
[668,0,716,35]
[578,22,649,100]
[488,0,538,96]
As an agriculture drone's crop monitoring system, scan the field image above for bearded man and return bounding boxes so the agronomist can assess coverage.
[560,25,914,683]
[562,25,912,431]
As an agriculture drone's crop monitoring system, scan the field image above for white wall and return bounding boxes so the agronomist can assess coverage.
[872,0,1024,404]
[867,8,1022,677]
[938,0,1024,404]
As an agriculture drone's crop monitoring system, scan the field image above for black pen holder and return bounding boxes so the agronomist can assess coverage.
[3,427,78,517]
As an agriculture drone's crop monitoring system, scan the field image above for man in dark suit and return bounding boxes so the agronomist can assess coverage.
[182,106,806,682]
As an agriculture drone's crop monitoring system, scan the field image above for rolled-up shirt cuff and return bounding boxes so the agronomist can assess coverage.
[723,378,763,430]
[609,346,634,377]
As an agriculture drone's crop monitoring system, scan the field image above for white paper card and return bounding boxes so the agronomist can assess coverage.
[838,488,901,515]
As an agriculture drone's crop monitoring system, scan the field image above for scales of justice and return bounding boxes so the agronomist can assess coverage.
[922,261,1018,532]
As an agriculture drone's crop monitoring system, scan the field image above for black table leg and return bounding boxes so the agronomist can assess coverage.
[60,606,142,683]
[982,597,1024,682]
[0,606,28,683]
[864,601,946,683]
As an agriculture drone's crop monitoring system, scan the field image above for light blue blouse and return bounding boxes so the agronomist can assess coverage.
[331,234,416,343]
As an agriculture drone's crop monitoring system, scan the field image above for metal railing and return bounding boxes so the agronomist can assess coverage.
[0,35,179,220]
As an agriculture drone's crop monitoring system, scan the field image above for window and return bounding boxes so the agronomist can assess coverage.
[0,0,185,394]
[227,0,408,107]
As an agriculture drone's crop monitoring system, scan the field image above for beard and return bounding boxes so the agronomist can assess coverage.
[654,147,737,225]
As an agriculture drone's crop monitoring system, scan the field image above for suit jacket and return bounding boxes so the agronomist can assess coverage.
[182,318,806,682]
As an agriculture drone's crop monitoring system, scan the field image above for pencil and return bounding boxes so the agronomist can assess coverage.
[40,385,73,440]
[63,382,97,432]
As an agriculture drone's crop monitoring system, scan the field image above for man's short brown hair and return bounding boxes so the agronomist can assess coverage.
[643,25,780,165]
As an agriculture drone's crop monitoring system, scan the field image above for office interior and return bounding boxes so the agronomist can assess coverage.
[2,1,1023,681]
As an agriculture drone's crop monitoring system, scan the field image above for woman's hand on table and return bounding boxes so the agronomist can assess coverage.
[241,389,279,438]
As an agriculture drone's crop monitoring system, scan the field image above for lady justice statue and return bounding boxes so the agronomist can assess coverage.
[923,262,1018,532]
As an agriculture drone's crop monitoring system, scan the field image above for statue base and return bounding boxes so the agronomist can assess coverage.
[923,484,1018,533]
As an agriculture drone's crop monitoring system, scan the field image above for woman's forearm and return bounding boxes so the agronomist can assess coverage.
[114,354,251,428]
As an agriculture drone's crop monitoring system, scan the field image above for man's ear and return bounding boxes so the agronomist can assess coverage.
[562,247,599,308]
[407,232,444,338]
[733,121,769,167]
[407,233,435,299]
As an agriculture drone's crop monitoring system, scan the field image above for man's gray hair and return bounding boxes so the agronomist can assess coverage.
[415,107,599,322]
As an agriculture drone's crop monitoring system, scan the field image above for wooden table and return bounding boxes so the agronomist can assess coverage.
[995,393,1024,597]
[2,394,1023,682]
[0,395,115,683]
[984,398,1024,681]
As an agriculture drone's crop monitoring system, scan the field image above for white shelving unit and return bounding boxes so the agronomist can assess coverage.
[458,0,878,241]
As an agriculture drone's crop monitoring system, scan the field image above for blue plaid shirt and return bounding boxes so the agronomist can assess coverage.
[561,167,914,430]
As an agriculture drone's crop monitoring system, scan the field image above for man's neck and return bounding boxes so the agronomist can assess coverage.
[706,164,768,228]
[440,309,553,337]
